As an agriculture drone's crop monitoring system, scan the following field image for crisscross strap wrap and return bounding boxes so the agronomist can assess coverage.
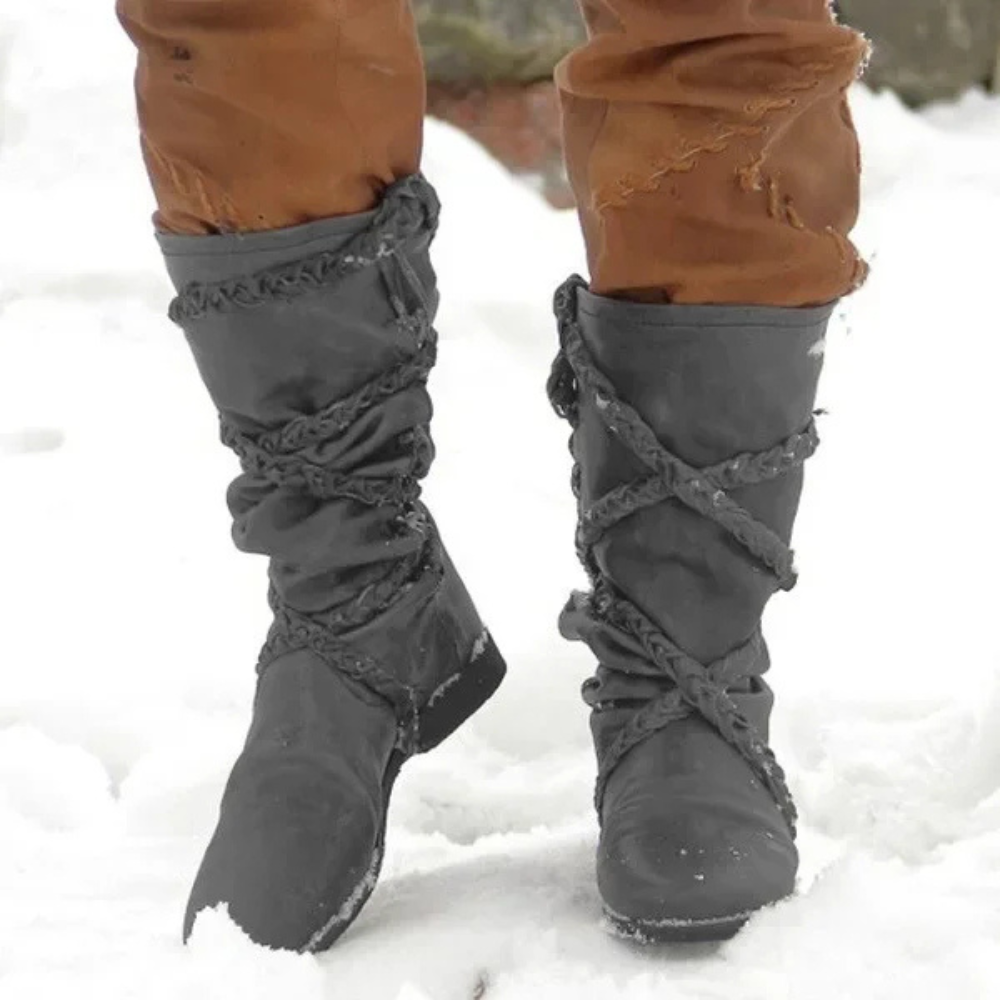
[550,275,818,834]
[167,176,445,753]
[218,333,437,507]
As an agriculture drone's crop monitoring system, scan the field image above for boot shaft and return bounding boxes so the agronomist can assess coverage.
[564,283,830,667]
[162,178,442,623]
[162,176,499,732]
[550,276,833,827]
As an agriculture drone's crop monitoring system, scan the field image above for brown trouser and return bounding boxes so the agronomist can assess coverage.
[117,0,867,306]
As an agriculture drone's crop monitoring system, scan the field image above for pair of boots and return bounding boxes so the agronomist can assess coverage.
[167,174,830,949]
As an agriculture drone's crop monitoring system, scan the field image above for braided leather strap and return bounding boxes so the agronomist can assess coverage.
[169,175,438,324]
[550,275,817,834]
[168,176,443,751]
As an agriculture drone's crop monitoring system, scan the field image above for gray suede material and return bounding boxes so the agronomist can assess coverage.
[572,289,827,666]
[550,279,832,935]
[173,178,506,952]
[158,211,376,288]
[575,286,835,331]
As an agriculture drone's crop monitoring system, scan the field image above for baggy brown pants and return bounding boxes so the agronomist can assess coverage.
[117,0,868,306]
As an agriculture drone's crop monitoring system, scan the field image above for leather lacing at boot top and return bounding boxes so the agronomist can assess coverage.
[549,275,821,836]
[168,175,444,752]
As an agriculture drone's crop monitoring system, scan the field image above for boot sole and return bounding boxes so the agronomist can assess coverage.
[303,633,507,952]
[603,904,751,944]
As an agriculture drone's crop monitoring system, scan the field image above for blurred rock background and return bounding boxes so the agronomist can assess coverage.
[414,0,1000,206]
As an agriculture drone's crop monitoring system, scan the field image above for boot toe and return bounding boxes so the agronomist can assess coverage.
[184,750,384,952]
[598,803,797,938]
[595,721,798,939]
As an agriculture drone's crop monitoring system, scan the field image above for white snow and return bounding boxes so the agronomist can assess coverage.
[1,3,999,998]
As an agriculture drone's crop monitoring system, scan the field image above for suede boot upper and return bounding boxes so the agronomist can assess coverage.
[165,176,505,951]
[549,275,831,938]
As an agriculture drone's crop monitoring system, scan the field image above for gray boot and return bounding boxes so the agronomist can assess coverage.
[163,176,505,951]
[549,276,830,942]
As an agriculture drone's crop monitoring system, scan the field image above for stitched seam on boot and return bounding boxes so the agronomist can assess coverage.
[603,900,757,931]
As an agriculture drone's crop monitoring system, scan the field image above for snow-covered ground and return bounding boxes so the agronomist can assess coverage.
[1,4,999,998]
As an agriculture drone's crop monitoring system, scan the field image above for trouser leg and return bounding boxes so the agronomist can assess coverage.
[557,0,869,305]
[117,0,426,234]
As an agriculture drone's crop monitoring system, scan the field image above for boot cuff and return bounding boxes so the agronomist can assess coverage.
[157,211,377,290]
[575,286,835,333]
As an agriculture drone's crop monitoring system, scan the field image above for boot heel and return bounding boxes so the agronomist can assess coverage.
[417,634,506,753]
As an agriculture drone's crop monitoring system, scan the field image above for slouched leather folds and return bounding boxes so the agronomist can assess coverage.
[167,177,505,951]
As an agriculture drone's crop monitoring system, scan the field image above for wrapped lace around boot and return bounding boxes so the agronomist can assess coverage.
[548,275,831,942]
[163,175,505,952]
